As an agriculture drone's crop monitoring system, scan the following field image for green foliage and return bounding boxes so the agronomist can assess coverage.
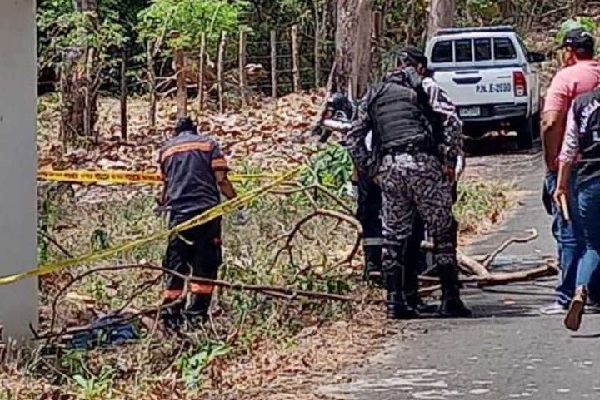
[556,16,597,44]
[300,143,353,195]
[137,0,249,51]
[176,342,230,391]
[454,180,514,234]
[72,365,116,399]
[456,0,502,28]
[37,0,125,70]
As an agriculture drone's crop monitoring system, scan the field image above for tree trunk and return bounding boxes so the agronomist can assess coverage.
[427,0,456,40]
[333,0,373,99]
[120,46,128,141]
[175,48,187,119]
[146,42,157,131]
[61,0,99,141]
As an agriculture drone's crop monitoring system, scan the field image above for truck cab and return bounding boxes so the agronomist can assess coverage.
[425,26,546,149]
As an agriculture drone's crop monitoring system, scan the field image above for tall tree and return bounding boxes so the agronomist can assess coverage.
[66,0,99,139]
[427,0,455,40]
[333,0,373,99]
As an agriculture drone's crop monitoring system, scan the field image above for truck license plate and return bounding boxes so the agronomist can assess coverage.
[459,106,480,117]
[476,83,512,93]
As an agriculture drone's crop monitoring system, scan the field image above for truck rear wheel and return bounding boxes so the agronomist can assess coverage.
[515,113,540,150]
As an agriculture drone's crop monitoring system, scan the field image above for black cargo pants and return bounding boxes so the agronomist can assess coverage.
[162,211,223,326]
[356,170,383,279]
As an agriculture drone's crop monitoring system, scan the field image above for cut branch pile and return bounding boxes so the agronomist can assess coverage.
[36,177,557,343]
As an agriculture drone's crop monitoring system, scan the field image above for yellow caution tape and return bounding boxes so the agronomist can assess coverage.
[37,169,281,185]
[0,166,305,286]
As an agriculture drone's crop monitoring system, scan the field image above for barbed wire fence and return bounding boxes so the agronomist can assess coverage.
[141,25,336,121]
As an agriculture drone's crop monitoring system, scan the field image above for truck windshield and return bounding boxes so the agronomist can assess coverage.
[431,37,517,62]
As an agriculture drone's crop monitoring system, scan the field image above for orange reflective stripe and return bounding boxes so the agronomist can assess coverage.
[160,142,213,162]
[163,289,183,300]
[211,157,229,170]
[190,282,214,295]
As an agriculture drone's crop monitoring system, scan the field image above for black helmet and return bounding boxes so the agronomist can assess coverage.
[326,92,353,120]
[397,46,428,69]
[175,116,196,134]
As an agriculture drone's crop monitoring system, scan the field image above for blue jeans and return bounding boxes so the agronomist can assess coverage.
[545,172,584,305]
[576,178,600,289]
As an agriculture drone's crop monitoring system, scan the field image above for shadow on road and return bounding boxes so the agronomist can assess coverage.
[571,332,600,339]
[470,301,545,319]
[464,134,541,157]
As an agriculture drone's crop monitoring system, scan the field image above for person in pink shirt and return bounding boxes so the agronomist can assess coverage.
[540,28,600,315]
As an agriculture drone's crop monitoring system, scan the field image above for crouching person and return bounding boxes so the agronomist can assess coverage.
[157,117,241,330]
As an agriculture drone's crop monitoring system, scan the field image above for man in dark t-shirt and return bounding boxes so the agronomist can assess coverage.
[157,117,241,330]
[556,87,600,331]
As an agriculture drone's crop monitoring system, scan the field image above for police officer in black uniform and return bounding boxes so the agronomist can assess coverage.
[347,54,471,319]
[316,92,384,283]
[320,89,439,314]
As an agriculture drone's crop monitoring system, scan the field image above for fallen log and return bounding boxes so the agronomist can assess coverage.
[481,229,538,268]
[475,263,558,287]
[421,229,541,279]
[421,241,492,278]
[417,262,558,296]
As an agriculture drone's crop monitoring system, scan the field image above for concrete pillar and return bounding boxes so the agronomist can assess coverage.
[0,0,38,341]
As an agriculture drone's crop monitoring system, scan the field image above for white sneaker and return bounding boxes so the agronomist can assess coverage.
[539,302,568,315]
[584,303,600,314]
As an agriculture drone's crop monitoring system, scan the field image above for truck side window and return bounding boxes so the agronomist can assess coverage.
[493,37,517,60]
[431,40,452,63]
[474,38,492,61]
[455,39,473,62]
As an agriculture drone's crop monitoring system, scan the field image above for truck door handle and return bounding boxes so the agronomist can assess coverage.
[452,77,482,85]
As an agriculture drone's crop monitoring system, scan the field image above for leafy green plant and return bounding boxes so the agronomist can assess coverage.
[300,142,353,195]
[72,365,115,399]
[137,0,249,52]
[176,342,230,391]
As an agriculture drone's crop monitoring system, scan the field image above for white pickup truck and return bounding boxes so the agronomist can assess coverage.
[425,26,546,149]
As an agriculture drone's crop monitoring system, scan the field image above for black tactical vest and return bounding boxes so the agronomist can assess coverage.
[572,89,600,187]
[368,72,434,153]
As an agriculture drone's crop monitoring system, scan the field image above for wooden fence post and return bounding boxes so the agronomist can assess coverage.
[291,25,300,92]
[217,31,227,114]
[239,30,248,107]
[171,31,187,119]
[314,21,321,88]
[175,48,187,119]
[146,41,157,130]
[120,44,128,140]
[270,30,277,99]
[198,32,206,114]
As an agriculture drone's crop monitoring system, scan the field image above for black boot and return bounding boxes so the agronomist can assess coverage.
[405,255,437,314]
[386,291,419,320]
[184,294,212,330]
[160,299,185,331]
[363,241,383,287]
[407,294,438,314]
[438,264,472,318]
[364,262,383,287]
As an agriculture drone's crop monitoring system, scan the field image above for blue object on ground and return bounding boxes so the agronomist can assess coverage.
[69,313,139,350]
